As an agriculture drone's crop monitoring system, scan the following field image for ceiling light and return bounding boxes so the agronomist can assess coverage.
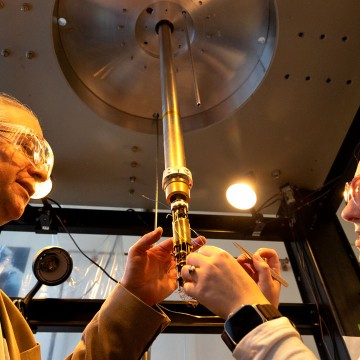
[226,183,257,210]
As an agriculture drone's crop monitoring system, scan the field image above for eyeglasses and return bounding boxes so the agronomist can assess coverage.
[344,175,360,206]
[0,121,54,179]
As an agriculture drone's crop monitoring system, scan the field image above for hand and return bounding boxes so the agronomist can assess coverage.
[237,248,281,307]
[181,246,270,319]
[121,227,206,306]
[120,227,175,306]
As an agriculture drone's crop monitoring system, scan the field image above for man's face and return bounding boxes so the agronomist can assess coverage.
[0,106,47,226]
[341,161,360,253]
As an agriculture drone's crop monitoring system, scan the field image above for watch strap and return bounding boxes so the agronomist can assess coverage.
[221,304,282,352]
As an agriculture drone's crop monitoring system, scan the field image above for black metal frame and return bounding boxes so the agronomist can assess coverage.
[1,204,355,359]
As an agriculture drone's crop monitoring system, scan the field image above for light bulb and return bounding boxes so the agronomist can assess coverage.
[31,178,53,199]
[226,183,257,210]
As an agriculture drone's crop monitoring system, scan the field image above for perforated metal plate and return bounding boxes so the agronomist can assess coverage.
[53,0,277,133]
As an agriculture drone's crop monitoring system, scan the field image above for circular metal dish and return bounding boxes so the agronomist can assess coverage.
[53,0,278,133]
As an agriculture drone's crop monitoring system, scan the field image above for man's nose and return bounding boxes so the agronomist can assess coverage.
[27,165,49,183]
[341,200,360,223]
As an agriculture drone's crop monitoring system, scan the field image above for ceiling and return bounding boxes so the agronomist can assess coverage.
[1,0,360,216]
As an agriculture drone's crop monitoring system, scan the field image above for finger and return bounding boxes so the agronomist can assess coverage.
[181,264,197,283]
[252,253,273,282]
[185,252,202,267]
[182,280,196,297]
[130,227,163,253]
[256,248,280,272]
[240,262,256,277]
[192,236,206,251]
[197,245,226,256]
[237,254,251,265]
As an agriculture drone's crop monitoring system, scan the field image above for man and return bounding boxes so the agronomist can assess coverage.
[0,93,204,359]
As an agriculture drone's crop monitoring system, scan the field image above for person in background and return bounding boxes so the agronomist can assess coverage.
[342,160,360,258]
[181,161,360,359]
[182,245,318,359]
[0,246,23,297]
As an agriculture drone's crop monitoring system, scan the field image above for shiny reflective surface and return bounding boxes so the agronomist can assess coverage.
[53,0,277,133]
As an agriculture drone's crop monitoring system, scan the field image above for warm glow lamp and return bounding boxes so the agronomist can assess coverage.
[226,183,257,210]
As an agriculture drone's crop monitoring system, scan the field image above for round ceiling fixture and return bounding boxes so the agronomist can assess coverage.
[53,0,278,133]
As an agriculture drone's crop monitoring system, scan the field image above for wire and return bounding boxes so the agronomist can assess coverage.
[46,198,118,284]
[141,194,170,210]
[154,114,161,230]
[256,192,282,212]
[55,214,118,283]
[158,303,220,319]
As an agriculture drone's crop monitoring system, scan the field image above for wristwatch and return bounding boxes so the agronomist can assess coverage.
[221,304,283,351]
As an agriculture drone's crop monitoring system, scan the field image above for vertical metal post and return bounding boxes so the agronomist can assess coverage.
[157,20,193,288]
[158,20,186,171]
[141,349,151,360]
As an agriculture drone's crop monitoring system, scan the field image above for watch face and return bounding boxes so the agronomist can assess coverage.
[225,305,264,344]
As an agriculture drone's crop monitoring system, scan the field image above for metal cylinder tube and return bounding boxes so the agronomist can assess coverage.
[158,20,193,288]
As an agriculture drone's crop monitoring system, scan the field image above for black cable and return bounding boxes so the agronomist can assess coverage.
[45,198,118,284]
[256,192,282,212]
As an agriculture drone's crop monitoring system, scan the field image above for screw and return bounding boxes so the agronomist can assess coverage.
[58,18,67,26]
[20,3,31,11]
[271,169,281,179]
[1,49,10,57]
[25,51,35,59]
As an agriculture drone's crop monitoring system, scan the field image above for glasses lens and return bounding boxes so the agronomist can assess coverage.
[0,122,54,178]
[353,180,360,206]
[344,182,350,203]
[344,176,360,206]
[17,134,38,159]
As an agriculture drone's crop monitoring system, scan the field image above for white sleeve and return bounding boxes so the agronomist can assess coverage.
[232,317,318,360]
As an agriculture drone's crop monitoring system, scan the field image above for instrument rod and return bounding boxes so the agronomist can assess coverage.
[158,21,186,170]
[158,20,193,289]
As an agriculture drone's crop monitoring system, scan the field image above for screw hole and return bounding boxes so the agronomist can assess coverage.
[346,80,352,85]
[298,32,304,38]
[305,76,311,81]
[342,36,348,42]
[284,74,290,79]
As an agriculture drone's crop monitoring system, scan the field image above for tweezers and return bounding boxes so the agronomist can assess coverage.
[233,241,289,287]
